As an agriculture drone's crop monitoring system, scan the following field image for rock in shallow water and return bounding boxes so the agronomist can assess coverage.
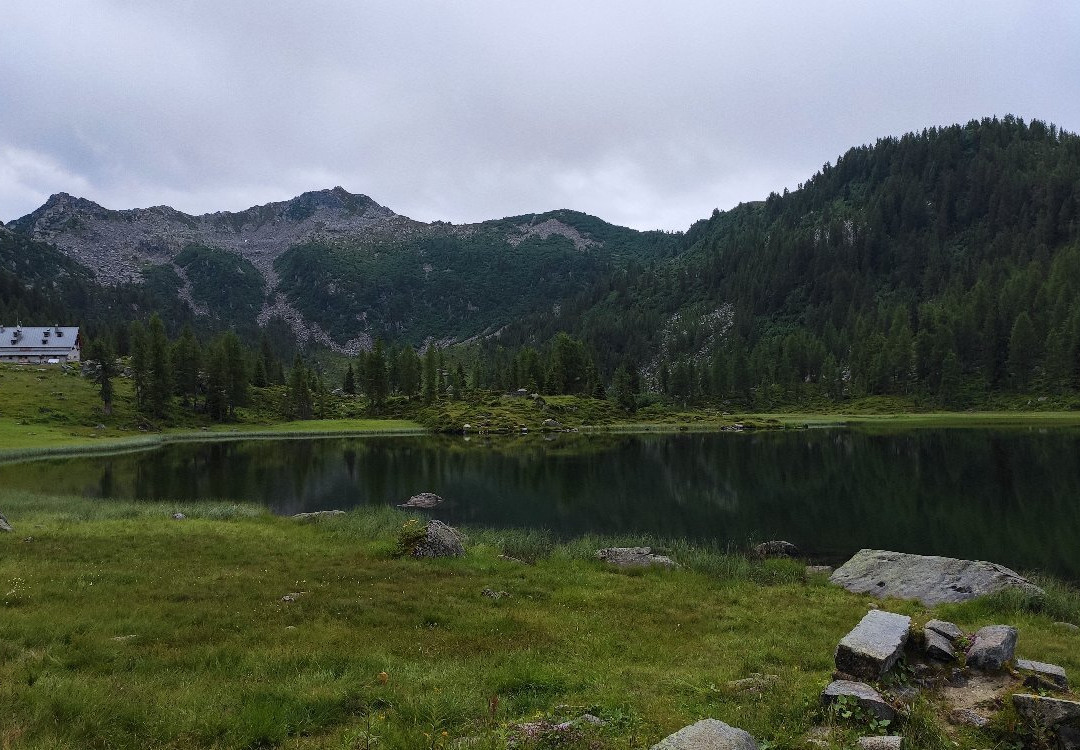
[650,719,758,750]
[835,610,911,680]
[829,549,1044,606]
[398,492,443,509]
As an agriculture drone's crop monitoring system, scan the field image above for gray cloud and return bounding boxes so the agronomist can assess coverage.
[2,1,1078,230]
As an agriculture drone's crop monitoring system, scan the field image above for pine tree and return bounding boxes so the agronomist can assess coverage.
[612,365,636,413]
[171,326,201,408]
[284,356,313,420]
[145,314,172,419]
[1007,312,1037,389]
[422,344,438,404]
[343,364,357,395]
[364,339,389,409]
[129,321,149,409]
[86,339,117,416]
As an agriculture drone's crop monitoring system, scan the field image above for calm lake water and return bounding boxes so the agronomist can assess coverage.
[4,429,1079,579]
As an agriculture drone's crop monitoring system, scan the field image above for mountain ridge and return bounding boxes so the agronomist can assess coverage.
[8,187,675,352]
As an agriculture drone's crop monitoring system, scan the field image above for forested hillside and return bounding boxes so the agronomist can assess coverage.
[5,116,1080,411]
[487,116,1080,406]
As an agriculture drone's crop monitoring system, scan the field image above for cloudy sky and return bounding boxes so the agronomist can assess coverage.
[2,2,1078,231]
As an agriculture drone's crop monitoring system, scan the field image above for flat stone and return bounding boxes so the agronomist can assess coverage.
[412,520,465,558]
[1013,694,1080,728]
[948,709,990,728]
[650,719,758,750]
[398,492,443,509]
[830,549,1044,606]
[726,674,780,693]
[1016,659,1069,691]
[835,610,911,680]
[597,547,678,568]
[925,619,964,642]
[806,565,834,576]
[0,511,13,532]
[856,737,902,750]
[925,629,956,662]
[291,509,346,522]
[1053,622,1080,633]
[822,681,897,722]
[967,625,1018,671]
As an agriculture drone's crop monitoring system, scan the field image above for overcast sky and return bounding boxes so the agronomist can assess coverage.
[2,2,1078,231]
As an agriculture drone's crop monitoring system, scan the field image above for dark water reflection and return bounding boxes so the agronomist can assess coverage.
[3,429,1079,579]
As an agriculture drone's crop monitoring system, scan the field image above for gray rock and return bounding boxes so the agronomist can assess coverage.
[925,619,964,642]
[1059,725,1080,750]
[829,549,1044,606]
[1016,659,1069,691]
[291,509,346,522]
[806,565,834,576]
[925,628,956,662]
[0,511,13,533]
[650,719,758,750]
[1054,622,1080,633]
[948,709,990,728]
[412,520,465,558]
[1013,694,1080,728]
[541,418,563,430]
[967,625,1018,671]
[726,673,780,693]
[481,588,510,600]
[821,681,897,722]
[597,547,678,568]
[753,540,799,558]
[398,492,444,509]
[856,737,902,750]
[835,610,911,680]
[171,512,186,520]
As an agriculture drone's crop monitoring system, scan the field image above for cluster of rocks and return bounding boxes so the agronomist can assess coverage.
[820,607,1077,749]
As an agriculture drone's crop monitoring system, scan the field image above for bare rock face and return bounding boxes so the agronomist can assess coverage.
[830,549,1044,606]
[821,681,897,722]
[412,520,465,558]
[596,547,678,568]
[835,610,911,680]
[966,625,1018,671]
[650,719,758,750]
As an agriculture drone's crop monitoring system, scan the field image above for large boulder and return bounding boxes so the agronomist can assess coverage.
[597,547,678,568]
[412,520,465,558]
[0,511,12,533]
[650,719,758,750]
[966,625,1018,671]
[835,610,911,680]
[821,681,897,722]
[829,549,1044,606]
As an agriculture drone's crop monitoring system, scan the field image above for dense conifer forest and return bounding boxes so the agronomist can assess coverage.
[5,116,1080,419]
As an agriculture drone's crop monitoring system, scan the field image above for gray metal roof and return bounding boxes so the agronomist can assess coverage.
[0,325,81,353]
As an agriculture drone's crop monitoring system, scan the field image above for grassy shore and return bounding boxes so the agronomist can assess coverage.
[0,495,1078,749]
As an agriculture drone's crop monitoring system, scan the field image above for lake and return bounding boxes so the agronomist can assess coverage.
[3,428,1079,579]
